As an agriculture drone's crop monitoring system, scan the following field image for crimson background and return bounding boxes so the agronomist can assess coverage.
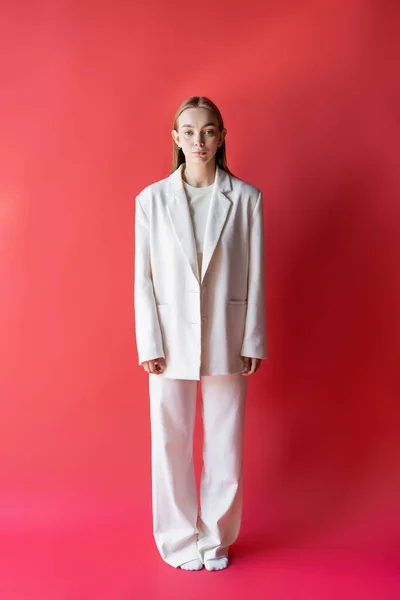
[0,1,399,598]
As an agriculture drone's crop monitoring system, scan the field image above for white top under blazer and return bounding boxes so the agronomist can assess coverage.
[182,179,214,277]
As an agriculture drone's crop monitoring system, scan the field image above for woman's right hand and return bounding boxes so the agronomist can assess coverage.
[141,357,166,375]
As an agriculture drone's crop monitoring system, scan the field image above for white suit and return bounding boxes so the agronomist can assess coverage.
[134,162,268,568]
[134,163,267,380]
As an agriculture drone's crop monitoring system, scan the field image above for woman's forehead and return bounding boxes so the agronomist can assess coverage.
[178,107,217,128]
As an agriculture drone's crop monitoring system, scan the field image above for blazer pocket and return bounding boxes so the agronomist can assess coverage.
[228,299,248,305]
[156,303,170,308]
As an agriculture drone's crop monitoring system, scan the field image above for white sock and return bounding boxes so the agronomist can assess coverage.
[180,558,203,571]
[204,556,229,571]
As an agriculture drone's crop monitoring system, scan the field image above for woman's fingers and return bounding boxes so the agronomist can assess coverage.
[241,356,251,375]
[153,358,166,374]
[241,357,261,376]
[142,358,166,374]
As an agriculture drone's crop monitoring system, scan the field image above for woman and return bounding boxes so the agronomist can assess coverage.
[134,96,267,571]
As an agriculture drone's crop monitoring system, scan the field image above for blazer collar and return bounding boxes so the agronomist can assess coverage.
[166,163,233,284]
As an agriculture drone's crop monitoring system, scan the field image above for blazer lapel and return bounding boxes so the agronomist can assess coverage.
[167,164,200,282]
[167,162,233,283]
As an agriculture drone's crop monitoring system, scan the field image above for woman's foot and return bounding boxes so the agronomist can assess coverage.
[204,556,229,571]
[179,558,203,571]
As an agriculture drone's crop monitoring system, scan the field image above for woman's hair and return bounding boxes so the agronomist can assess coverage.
[171,96,235,177]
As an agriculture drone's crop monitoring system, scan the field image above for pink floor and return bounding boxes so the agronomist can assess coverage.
[2,496,399,600]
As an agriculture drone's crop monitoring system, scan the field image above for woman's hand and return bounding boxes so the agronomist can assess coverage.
[241,356,261,376]
[141,357,166,375]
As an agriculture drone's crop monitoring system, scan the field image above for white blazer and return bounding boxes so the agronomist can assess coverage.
[134,162,267,380]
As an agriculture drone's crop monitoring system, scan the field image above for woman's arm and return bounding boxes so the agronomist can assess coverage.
[134,194,165,365]
[240,190,268,360]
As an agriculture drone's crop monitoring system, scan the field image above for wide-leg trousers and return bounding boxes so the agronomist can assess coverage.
[148,371,248,568]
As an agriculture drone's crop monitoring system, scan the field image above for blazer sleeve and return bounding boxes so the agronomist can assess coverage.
[240,190,268,359]
[134,194,165,365]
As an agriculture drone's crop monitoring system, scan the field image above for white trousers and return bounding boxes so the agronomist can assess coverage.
[149,372,248,568]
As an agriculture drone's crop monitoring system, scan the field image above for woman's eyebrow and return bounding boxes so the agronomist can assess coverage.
[181,122,217,128]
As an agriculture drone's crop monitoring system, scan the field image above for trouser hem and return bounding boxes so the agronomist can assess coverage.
[157,544,203,569]
[198,545,230,562]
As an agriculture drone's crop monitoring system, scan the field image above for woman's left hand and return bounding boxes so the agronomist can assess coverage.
[241,356,261,376]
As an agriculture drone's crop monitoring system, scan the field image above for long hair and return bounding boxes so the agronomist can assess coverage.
[170,96,235,177]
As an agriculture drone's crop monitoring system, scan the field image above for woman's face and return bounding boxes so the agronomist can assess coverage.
[172,107,226,166]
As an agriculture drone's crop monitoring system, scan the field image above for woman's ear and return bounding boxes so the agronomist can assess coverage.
[171,129,179,145]
[219,128,227,145]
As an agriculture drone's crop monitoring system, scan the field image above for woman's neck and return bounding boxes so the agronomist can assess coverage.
[182,161,216,188]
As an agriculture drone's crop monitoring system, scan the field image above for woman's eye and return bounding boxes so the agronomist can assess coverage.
[183,130,215,135]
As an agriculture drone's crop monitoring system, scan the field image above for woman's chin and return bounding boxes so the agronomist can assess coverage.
[187,154,215,166]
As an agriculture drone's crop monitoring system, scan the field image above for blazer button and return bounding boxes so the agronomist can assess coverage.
[202,316,207,322]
